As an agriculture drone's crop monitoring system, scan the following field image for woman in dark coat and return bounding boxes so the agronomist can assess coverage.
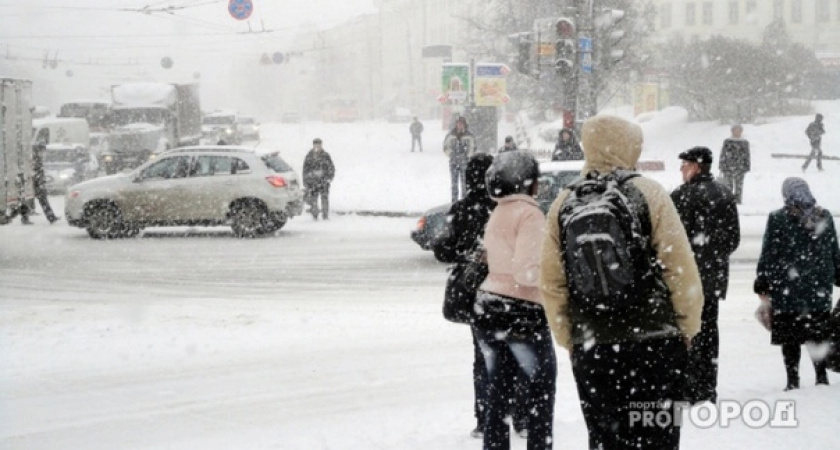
[432,154,529,438]
[754,177,840,390]
[551,128,583,161]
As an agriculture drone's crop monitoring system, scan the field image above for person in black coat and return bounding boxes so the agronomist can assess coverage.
[671,146,741,404]
[718,124,751,204]
[432,154,529,439]
[754,177,840,390]
[803,113,826,172]
[551,128,583,161]
[20,142,60,225]
[302,138,336,220]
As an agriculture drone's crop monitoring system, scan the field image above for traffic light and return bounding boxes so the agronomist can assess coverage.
[507,32,534,75]
[595,9,626,65]
[554,17,576,76]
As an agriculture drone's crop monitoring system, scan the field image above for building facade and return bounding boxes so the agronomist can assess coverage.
[650,0,840,57]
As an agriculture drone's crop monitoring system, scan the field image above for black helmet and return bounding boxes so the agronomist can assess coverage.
[485,150,539,198]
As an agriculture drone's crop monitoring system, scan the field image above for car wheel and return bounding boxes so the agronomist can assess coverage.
[231,201,266,238]
[85,203,124,239]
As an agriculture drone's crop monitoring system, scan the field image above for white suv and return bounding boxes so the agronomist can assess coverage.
[65,146,304,238]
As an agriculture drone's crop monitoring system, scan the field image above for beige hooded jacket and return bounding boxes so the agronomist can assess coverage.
[540,115,704,350]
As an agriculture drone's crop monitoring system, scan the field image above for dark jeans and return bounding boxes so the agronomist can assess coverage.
[721,172,745,204]
[685,297,719,403]
[802,142,823,171]
[411,134,422,152]
[471,327,529,432]
[475,324,556,450]
[449,158,468,203]
[571,338,687,450]
[306,183,330,219]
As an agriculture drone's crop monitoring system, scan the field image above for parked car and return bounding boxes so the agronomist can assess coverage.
[65,146,305,239]
[236,116,260,140]
[411,159,584,259]
[44,144,100,193]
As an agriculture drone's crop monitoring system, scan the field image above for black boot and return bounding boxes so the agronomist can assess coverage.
[815,361,829,386]
[782,344,801,391]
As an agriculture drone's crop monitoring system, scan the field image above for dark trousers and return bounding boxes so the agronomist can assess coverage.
[411,134,422,152]
[782,343,829,388]
[721,172,745,204]
[449,158,467,203]
[571,338,687,450]
[22,183,58,222]
[471,327,529,432]
[802,142,823,171]
[306,184,330,219]
[475,325,556,450]
[685,297,719,403]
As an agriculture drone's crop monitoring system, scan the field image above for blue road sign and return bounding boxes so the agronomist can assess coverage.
[579,36,593,52]
[228,0,253,21]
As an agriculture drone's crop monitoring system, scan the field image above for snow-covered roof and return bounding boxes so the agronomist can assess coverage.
[111,83,176,107]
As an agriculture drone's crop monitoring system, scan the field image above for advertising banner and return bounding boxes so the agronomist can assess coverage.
[474,64,509,107]
[442,63,470,102]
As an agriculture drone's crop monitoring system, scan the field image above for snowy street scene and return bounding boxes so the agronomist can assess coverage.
[3,1,840,449]
[3,110,840,449]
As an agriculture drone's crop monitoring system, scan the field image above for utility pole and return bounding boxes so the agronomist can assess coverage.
[576,0,596,123]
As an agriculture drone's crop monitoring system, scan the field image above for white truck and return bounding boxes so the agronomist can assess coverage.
[1,78,35,225]
[104,82,201,173]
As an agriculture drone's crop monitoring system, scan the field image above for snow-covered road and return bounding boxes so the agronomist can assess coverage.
[1,207,837,450]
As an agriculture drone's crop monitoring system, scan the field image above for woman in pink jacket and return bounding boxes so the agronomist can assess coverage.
[474,151,556,450]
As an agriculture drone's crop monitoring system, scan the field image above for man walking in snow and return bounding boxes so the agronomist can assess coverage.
[443,116,476,202]
[671,146,741,405]
[803,113,825,172]
[718,124,750,204]
[409,117,424,152]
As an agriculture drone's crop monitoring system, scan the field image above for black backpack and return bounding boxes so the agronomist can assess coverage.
[559,170,660,315]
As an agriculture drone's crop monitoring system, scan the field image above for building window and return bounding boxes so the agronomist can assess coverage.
[729,1,739,24]
[817,0,829,21]
[686,2,696,26]
[660,4,672,29]
[791,0,802,23]
[774,0,784,20]
[703,2,714,25]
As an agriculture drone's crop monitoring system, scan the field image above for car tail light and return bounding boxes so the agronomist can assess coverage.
[265,176,287,188]
[416,216,427,231]
[69,190,80,199]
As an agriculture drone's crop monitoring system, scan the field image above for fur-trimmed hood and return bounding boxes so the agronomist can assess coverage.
[580,115,643,173]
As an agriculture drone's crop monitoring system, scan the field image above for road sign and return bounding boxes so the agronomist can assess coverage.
[228,0,253,21]
[579,36,593,52]
[579,36,593,73]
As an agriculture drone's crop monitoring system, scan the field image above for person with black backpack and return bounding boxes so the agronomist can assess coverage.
[541,115,703,450]
[671,146,741,405]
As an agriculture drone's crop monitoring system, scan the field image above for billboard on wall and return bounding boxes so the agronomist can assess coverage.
[474,64,510,107]
[442,63,470,102]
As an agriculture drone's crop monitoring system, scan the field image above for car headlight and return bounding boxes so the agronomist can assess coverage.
[225,128,234,134]
[148,154,157,160]
[104,155,113,162]
[59,173,71,179]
